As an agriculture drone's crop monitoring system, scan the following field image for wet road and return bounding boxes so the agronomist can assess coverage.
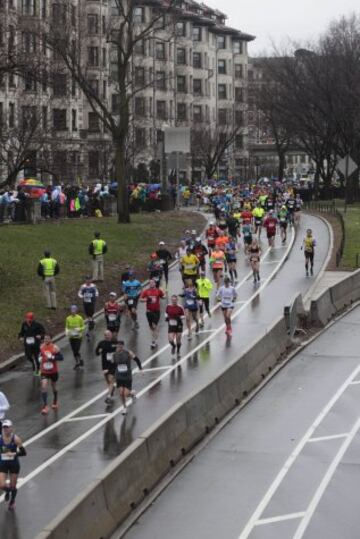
[0,214,329,538]
[121,280,360,539]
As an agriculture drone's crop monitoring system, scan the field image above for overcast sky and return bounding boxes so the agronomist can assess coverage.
[207,0,359,54]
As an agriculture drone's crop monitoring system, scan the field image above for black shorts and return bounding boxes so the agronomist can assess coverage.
[221,306,233,311]
[244,236,252,245]
[41,372,59,382]
[0,460,20,474]
[280,222,288,229]
[84,303,95,317]
[305,251,314,262]
[226,256,237,264]
[254,219,262,227]
[102,360,116,375]
[168,322,183,333]
[267,231,276,239]
[116,378,132,390]
[107,322,120,333]
[126,297,139,309]
[146,311,160,327]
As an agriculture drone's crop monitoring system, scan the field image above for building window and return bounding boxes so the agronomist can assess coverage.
[71,4,76,26]
[133,6,145,23]
[177,75,186,93]
[233,41,243,54]
[217,35,226,49]
[193,78,202,96]
[88,79,99,96]
[177,48,186,65]
[53,73,67,97]
[88,46,99,67]
[218,83,227,100]
[155,42,165,60]
[9,73,15,88]
[0,103,3,127]
[176,21,186,36]
[88,112,100,132]
[135,67,145,86]
[218,108,227,125]
[235,87,244,102]
[9,103,15,128]
[177,103,187,121]
[53,108,67,130]
[112,94,120,114]
[42,105,48,129]
[24,71,36,92]
[156,100,166,120]
[41,0,46,18]
[156,71,166,90]
[72,109,77,131]
[193,105,202,122]
[135,97,146,116]
[218,59,226,74]
[235,134,244,149]
[134,39,145,55]
[88,151,99,177]
[235,64,243,79]
[235,110,244,126]
[87,14,99,34]
[135,128,146,148]
[193,52,201,69]
[192,27,201,41]
[22,0,35,16]
[22,32,36,53]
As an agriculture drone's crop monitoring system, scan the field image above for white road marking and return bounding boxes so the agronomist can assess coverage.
[196,329,218,334]
[140,366,173,373]
[261,261,283,266]
[238,362,360,539]
[308,433,349,443]
[64,414,111,422]
[3,230,295,498]
[349,380,360,385]
[293,416,360,539]
[256,512,306,526]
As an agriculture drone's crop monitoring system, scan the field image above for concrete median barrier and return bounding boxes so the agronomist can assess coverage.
[310,288,336,327]
[330,269,360,311]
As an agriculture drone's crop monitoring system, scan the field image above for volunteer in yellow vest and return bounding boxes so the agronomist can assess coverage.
[180,247,200,285]
[196,271,213,326]
[89,231,107,282]
[37,251,60,310]
[65,305,85,369]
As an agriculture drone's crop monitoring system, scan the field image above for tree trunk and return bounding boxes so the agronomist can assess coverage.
[313,165,321,200]
[115,137,130,224]
[277,151,286,181]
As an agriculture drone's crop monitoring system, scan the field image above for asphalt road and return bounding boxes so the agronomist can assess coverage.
[0,214,329,539]
[121,270,360,539]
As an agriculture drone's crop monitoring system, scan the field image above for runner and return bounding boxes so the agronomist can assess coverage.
[225,237,238,284]
[209,244,226,288]
[263,209,278,248]
[302,228,316,276]
[78,276,99,340]
[242,218,253,254]
[122,273,142,330]
[113,341,142,415]
[193,237,208,272]
[196,271,213,326]
[249,238,262,284]
[39,334,64,414]
[65,305,85,369]
[216,276,237,336]
[95,330,117,404]
[205,221,219,255]
[165,295,185,357]
[0,392,10,434]
[104,292,123,340]
[140,279,165,349]
[286,194,296,226]
[294,193,303,226]
[156,241,172,288]
[147,252,163,288]
[278,205,289,244]
[181,280,200,340]
[180,247,200,285]
[0,419,26,510]
[18,312,45,376]
[252,203,265,237]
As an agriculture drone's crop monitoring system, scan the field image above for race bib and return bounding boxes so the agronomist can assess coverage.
[84,296,92,303]
[1,453,15,461]
[106,353,114,362]
[184,264,194,271]
[127,299,134,306]
[70,329,80,337]
[108,314,117,321]
[43,361,53,370]
[159,259,165,265]
[117,364,128,373]
[151,297,157,304]
[186,299,194,306]
[169,319,178,326]
[26,337,35,345]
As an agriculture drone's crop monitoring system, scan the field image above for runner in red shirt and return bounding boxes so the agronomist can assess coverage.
[39,335,64,415]
[263,210,278,247]
[140,279,165,349]
[165,295,185,358]
[241,209,253,226]
[206,221,219,255]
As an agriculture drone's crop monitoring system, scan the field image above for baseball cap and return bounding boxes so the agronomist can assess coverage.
[2,419,13,428]
[70,305,78,312]
[191,229,197,234]
[109,292,117,297]
[196,236,201,242]
[159,241,165,246]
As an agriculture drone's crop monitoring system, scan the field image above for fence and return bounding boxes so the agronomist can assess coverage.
[304,201,345,267]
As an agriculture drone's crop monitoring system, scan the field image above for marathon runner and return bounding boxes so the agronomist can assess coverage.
[39,335,63,414]
[165,295,185,358]
[225,237,238,284]
[140,279,165,349]
[242,218,253,254]
[286,194,296,226]
[263,209,278,247]
[65,305,85,369]
[294,193,303,225]
[95,330,117,404]
[156,241,173,288]
[252,203,265,237]
[104,292,123,340]
[122,273,142,330]
[147,252,164,288]
[205,221,219,255]
[0,392,10,434]
[217,276,237,336]
[193,237,208,272]
[249,238,262,284]
[196,271,213,326]
[0,419,26,510]
[113,341,142,415]
[78,276,99,340]
[278,205,289,244]
[181,280,200,340]
[18,312,45,376]
[302,228,316,276]
[209,244,226,288]
[180,247,200,285]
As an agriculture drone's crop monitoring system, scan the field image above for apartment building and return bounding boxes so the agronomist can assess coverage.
[0,0,254,183]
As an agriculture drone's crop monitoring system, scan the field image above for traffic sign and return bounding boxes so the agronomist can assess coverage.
[337,155,358,177]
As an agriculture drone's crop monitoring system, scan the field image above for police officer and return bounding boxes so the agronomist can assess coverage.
[89,232,107,282]
[18,312,45,375]
[37,251,59,309]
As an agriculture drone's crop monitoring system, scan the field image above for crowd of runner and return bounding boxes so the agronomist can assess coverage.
[1,183,319,510]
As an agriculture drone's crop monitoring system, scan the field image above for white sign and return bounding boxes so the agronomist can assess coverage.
[164,127,190,154]
[337,155,358,177]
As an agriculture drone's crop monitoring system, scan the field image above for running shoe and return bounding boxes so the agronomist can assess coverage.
[8,501,15,511]
[171,342,176,355]
[51,403,59,410]
[121,409,128,416]
[104,397,113,405]
[5,490,10,502]
[41,405,49,415]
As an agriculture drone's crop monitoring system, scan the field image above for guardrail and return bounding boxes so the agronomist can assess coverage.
[304,201,345,267]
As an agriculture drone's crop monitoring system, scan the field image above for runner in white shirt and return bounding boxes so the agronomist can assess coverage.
[0,392,10,433]
[216,276,237,336]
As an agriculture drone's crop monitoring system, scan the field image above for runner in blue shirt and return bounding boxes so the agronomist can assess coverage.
[122,273,142,330]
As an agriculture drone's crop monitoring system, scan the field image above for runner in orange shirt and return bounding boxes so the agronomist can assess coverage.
[209,245,226,288]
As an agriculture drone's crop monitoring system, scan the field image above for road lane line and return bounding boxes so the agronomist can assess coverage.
[308,433,349,443]
[140,366,174,373]
[238,362,360,539]
[6,231,295,496]
[256,512,305,525]
[293,416,360,539]
[349,380,360,385]
[22,244,275,449]
[64,414,111,422]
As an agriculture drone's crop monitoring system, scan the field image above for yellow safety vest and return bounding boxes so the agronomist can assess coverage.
[92,239,106,256]
[40,258,57,277]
